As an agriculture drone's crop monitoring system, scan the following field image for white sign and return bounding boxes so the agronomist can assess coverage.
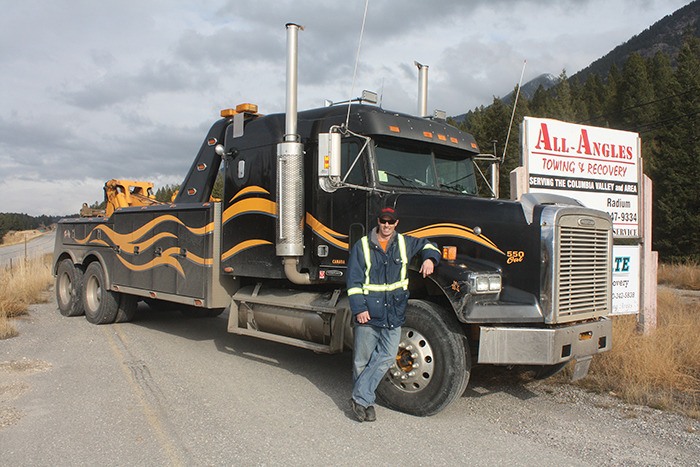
[612,245,640,315]
[523,117,641,238]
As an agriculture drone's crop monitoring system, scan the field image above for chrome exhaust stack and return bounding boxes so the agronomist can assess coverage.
[415,61,429,117]
[277,23,311,284]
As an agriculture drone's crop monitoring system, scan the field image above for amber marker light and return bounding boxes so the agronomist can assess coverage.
[437,134,447,141]
[450,137,459,144]
[236,103,258,113]
[442,246,457,261]
[389,126,401,133]
[220,108,237,117]
[423,131,433,138]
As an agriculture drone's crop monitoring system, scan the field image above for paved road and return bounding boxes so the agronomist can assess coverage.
[0,231,55,269]
[1,299,697,466]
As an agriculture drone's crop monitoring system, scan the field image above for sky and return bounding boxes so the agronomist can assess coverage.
[0,0,691,216]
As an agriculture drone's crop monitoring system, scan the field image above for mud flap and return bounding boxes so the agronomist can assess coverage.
[571,355,592,381]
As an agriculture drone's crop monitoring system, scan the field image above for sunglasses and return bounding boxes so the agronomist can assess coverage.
[379,218,397,225]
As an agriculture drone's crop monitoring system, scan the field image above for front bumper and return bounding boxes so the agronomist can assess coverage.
[477,317,612,366]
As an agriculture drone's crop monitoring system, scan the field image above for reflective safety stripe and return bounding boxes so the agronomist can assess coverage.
[359,233,409,294]
[398,233,408,283]
[361,237,371,286]
[348,287,363,296]
[362,279,409,292]
[422,243,440,252]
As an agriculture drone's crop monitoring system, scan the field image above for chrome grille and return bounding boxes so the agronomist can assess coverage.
[555,225,611,322]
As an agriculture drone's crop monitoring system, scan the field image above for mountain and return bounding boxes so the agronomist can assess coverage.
[450,73,559,123]
[571,0,700,82]
[451,1,700,121]
[501,73,559,105]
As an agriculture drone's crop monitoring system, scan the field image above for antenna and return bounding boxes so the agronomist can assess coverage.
[501,60,527,163]
[345,0,370,128]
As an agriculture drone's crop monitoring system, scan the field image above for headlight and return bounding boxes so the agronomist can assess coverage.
[469,273,502,294]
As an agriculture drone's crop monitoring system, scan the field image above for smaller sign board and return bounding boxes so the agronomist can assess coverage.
[612,245,641,315]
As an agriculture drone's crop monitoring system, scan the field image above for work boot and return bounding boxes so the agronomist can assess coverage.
[364,405,376,422]
[350,399,366,422]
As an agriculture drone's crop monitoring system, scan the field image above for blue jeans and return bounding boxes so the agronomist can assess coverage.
[352,324,401,407]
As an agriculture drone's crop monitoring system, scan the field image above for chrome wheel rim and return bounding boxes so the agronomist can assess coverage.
[387,326,435,393]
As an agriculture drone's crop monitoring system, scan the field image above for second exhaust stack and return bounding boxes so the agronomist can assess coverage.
[415,61,429,117]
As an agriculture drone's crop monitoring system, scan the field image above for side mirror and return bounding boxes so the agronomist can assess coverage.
[318,132,341,192]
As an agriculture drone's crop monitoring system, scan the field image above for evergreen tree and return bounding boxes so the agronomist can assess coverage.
[649,36,700,260]
[618,53,656,131]
[580,73,606,126]
[547,70,576,121]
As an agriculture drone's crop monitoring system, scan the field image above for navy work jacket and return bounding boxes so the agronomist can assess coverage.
[346,228,441,328]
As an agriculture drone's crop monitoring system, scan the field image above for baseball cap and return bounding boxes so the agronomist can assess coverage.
[378,207,398,221]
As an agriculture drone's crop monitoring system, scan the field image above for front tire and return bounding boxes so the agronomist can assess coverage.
[377,300,470,416]
[82,262,119,325]
[55,259,84,317]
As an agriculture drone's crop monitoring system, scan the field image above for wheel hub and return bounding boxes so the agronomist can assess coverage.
[387,326,434,393]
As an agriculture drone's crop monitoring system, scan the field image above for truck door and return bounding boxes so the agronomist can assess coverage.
[312,138,368,276]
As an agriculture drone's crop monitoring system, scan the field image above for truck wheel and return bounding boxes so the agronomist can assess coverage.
[114,294,138,323]
[55,259,84,317]
[377,300,470,416]
[82,262,119,325]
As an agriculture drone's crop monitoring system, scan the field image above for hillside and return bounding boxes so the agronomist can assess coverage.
[453,0,700,120]
[571,0,700,82]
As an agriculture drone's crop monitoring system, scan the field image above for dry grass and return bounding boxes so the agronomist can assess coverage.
[0,254,54,339]
[579,267,700,418]
[658,260,700,290]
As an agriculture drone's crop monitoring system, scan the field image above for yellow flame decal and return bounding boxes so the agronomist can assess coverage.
[115,247,185,276]
[230,185,271,202]
[222,239,273,261]
[118,232,177,254]
[74,215,212,245]
[185,250,213,266]
[405,223,504,255]
[222,198,276,224]
[305,213,349,250]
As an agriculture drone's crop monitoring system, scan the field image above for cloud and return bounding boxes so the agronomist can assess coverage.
[0,0,690,217]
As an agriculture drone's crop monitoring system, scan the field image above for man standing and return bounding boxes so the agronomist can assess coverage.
[346,207,441,422]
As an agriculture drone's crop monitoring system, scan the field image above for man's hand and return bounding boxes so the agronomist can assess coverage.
[419,258,435,278]
[356,310,370,324]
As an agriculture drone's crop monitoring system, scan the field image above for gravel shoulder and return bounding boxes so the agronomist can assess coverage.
[1,298,697,466]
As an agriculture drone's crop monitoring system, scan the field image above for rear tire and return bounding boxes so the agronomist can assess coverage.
[55,259,84,317]
[114,294,138,323]
[376,300,470,416]
[82,262,119,325]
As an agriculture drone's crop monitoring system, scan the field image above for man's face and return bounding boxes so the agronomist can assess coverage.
[377,216,398,238]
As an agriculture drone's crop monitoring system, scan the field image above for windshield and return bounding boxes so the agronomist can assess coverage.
[374,140,478,195]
